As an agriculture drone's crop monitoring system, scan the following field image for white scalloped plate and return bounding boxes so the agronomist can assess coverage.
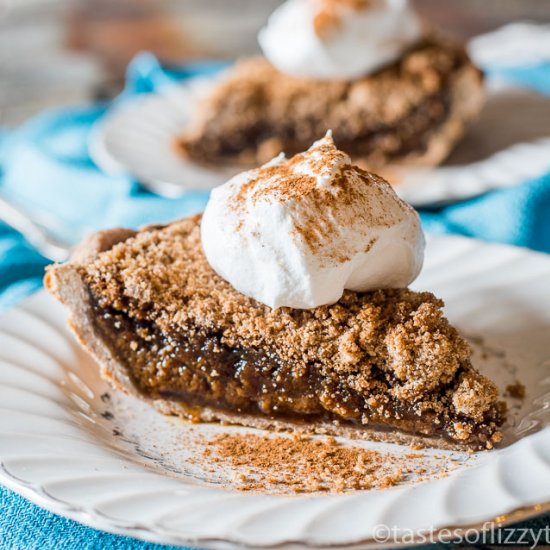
[89,24,550,206]
[1,235,550,548]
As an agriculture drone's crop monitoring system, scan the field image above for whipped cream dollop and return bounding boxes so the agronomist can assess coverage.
[258,0,423,80]
[201,133,425,309]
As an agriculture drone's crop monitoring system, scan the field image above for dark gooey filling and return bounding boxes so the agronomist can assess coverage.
[89,295,502,449]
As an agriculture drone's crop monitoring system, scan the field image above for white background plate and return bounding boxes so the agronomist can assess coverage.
[89,76,239,197]
[90,24,550,206]
[1,234,550,548]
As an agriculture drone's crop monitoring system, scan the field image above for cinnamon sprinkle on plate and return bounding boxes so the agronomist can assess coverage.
[187,431,460,494]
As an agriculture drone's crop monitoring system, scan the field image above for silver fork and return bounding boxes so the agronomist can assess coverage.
[0,195,71,262]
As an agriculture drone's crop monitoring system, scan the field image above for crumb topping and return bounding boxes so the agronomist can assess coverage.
[79,216,501,435]
[452,371,499,422]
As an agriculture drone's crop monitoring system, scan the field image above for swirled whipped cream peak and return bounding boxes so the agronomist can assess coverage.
[201,132,425,309]
[258,0,423,80]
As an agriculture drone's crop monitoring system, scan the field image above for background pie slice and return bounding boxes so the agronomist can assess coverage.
[177,38,485,169]
[45,215,504,450]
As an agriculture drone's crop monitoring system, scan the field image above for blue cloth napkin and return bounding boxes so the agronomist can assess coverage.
[2,52,550,549]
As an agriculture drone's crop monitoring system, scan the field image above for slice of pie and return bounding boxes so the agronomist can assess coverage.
[176,38,484,169]
[45,215,504,450]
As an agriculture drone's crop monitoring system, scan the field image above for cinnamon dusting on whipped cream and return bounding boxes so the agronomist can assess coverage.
[313,0,375,38]
[258,0,423,80]
[230,137,402,263]
[201,132,425,309]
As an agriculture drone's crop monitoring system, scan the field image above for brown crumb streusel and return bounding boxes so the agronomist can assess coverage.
[78,215,504,448]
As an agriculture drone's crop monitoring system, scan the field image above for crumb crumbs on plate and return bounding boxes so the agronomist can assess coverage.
[185,430,461,494]
[505,381,526,400]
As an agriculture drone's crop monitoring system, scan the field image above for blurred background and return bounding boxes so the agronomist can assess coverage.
[2,0,550,126]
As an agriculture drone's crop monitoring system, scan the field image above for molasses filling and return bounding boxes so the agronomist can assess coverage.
[54,216,504,450]
[177,39,481,166]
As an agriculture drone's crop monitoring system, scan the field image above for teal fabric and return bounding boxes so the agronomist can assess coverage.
[1,52,550,549]
[0,488,185,549]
